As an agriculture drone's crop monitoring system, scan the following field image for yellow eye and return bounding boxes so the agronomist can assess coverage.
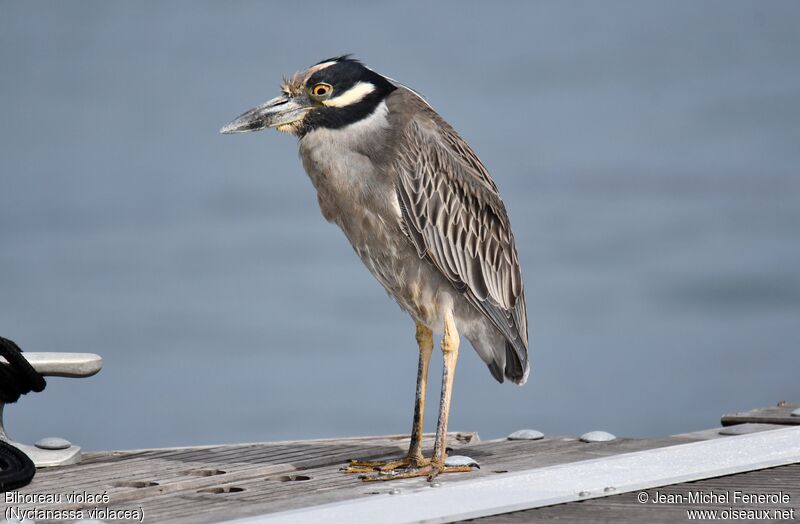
[311,83,332,97]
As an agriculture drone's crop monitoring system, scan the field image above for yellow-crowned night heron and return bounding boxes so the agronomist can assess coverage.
[221,56,528,481]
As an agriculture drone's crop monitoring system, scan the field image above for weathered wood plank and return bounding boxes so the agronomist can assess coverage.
[242,428,800,524]
[721,402,800,426]
[3,418,796,524]
[4,432,474,521]
[127,435,703,524]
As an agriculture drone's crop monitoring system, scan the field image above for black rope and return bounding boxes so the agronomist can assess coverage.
[0,336,45,491]
[0,440,36,492]
[0,336,46,403]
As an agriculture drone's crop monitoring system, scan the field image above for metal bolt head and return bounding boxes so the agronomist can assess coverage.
[35,437,72,450]
[580,431,616,443]
[604,486,616,493]
[578,491,590,497]
[389,488,401,495]
[445,455,479,468]
[430,482,442,488]
[507,429,544,441]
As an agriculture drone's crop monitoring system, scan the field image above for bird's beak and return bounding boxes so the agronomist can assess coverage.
[220,94,314,134]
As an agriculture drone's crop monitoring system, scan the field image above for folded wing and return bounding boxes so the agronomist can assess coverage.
[394,113,528,373]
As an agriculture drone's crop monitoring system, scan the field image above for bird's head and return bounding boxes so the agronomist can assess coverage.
[220,55,397,137]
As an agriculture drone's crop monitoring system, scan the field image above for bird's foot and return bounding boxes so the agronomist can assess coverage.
[344,453,475,482]
[341,454,430,474]
[358,462,473,482]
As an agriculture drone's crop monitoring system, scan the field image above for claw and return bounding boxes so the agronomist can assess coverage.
[340,465,377,474]
[361,465,433,482]
[346,451,475,482]
[343,455,430,474]
[427,465,472,481]
[379,456,430,472]
[346,459,386,468]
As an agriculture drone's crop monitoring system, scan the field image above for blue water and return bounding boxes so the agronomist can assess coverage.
[1,1,799,451]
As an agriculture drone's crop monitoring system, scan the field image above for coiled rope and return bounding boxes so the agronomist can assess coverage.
[0,336,46,403]
[0,336,46,491]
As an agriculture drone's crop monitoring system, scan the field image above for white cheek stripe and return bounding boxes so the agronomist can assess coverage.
[323,81,376,108]
[309,61,337,74]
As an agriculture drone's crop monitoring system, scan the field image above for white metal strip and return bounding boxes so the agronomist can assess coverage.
[224,426,800,524]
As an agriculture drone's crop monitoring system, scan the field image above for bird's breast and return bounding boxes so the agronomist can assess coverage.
[296,110,447,325]
[298,101,397,224]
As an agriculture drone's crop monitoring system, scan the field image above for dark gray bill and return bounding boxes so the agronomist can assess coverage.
[220,94,313,134]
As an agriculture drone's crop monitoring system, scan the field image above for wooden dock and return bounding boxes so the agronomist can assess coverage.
[3,403,799,523]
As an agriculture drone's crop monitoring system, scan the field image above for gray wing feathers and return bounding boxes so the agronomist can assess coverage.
[394,116,529,377]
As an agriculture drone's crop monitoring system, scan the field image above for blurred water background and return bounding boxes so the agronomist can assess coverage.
[1,1,798,451]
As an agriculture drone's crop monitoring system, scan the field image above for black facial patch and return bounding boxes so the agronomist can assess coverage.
[301,58,397,135]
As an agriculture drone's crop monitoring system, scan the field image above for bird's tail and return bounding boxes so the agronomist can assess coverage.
[504,340,529,385]
[468,331,529,385]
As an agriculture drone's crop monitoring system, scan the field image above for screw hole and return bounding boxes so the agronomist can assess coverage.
[188,469,226,477]
[112,480,159,488]
[493,470,509,474]
[277,474,311,482]
[198,486,245,494]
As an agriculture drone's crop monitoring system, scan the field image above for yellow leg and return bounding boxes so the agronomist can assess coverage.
[360,311,470,483]
[342,322,432,474]
[408,322,433,463]
[429,309,460,481]
[346,314,474,482]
